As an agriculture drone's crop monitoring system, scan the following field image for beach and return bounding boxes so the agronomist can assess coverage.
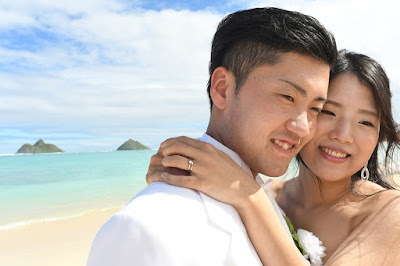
[0,151,154,266]
[0,207,121,266]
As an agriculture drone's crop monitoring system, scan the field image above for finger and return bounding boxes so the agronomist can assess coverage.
[147,153,163,172]
[147,166,190,184]
[165,167,190,176]
[159,137,182,149]
[150,153,162,163]
[160,136,205,149]
[155,145,164,155]
[162,155,199,173]
[161,172,199,190]
[146,151,167,183]
[148,164,167,175]
[161,141,201,160]
[146,170,164,184]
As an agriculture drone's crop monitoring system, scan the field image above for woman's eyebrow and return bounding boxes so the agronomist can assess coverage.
[359,108,378,117]
[325,100,378,117]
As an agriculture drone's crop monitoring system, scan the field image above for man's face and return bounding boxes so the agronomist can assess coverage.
[220,52,330,177]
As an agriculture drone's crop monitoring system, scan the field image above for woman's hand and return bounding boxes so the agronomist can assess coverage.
[146,136,261,209]
[146,146,188,184]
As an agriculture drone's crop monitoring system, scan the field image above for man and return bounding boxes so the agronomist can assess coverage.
[88,7,337,266]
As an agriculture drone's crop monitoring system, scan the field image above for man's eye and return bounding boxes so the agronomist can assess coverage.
[320,110,335,116]
[282,95,294,102]
[311,107,322,114]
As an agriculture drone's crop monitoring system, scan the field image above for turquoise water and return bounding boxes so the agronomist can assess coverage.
[0,150,155,230]
[1,147,397,231]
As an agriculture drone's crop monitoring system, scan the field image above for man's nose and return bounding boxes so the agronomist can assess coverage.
[286,111,310,138]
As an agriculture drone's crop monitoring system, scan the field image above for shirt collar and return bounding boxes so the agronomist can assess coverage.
[199,133,264,186]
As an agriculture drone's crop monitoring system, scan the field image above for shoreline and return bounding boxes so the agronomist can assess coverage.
[0,204,126,231]
[0,207,122,266]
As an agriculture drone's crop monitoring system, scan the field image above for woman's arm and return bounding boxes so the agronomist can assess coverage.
[147,136,308,266]
[236,188,309,265]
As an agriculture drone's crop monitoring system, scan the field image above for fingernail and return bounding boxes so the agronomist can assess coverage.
[161,172,167,180]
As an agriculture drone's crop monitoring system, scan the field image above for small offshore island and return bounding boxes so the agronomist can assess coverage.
[117,139,150,150]
[16,139,64,154]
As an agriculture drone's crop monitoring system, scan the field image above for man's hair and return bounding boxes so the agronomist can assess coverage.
[207,7,337,109]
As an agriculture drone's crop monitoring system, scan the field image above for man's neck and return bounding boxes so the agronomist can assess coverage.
[205,125,222,146]
[205,126,258,178]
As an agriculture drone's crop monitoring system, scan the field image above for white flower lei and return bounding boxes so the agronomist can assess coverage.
[297,229,326,266]
[284,216,326,266]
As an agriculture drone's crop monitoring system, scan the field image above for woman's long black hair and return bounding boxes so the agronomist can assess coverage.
[298,50,400,193]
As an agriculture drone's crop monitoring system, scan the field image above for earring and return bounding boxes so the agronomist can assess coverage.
[361,162,370,181]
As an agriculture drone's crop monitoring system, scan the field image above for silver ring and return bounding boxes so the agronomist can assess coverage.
[187,159,194,172]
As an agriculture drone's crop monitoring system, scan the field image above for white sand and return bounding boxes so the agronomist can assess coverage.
[0,208,121,266]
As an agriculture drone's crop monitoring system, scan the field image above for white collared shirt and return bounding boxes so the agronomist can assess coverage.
[88,133,292,266]
[200,133,291,237]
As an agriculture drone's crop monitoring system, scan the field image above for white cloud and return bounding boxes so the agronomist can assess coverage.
[1,0,399,153]
[0,2,221,133]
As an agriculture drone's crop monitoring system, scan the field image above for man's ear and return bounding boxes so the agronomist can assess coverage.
[210,66,235,110]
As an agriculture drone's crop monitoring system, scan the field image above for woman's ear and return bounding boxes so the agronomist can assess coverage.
[210,66,235,110]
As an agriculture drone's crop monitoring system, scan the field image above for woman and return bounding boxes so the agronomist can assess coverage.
[146,50,400,265]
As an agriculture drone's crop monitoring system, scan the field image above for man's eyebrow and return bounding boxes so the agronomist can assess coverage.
[280,79,327,102]
[325,100,379,117]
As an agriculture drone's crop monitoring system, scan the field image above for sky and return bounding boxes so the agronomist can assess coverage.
[0,0,399,154]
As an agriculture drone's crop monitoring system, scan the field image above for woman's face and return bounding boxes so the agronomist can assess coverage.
[299,73,380,182]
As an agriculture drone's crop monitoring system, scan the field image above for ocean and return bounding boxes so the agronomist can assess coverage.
[1,148,398,232]
[0,150,155,231]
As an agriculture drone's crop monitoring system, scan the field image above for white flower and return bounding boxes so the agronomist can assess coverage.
[297,229,326,266]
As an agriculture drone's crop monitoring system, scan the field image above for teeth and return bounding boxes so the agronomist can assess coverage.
[321,147,348,158]
[273,139,294,151]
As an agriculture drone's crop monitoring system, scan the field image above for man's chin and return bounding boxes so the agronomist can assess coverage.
[259,165,289,177]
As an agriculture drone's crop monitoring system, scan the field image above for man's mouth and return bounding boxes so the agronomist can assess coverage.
[272,139,294,151]
[319,147,349,159]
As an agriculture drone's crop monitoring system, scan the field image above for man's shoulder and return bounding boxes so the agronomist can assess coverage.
[88,183,218,266]
[133,181,201,199]
[114,182,206,224]
[127,182,203,208]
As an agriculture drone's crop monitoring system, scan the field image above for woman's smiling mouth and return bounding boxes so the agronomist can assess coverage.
[319,146,350,159]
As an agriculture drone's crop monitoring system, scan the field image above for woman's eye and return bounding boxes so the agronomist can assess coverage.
[282,95,294,102]
[320,109,335,116]
[360,121,375,127]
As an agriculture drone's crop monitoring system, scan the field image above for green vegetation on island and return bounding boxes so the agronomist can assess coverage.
[16,139,64,154]
[117,139,151,150]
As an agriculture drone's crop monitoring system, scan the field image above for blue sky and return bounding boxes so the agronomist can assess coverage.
[0,0,399,154]
[138,0,243,12]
